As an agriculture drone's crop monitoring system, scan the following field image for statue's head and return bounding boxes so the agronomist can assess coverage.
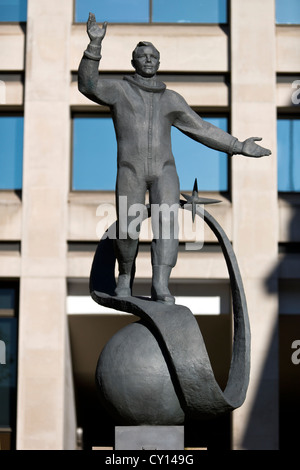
[131,41,160,78]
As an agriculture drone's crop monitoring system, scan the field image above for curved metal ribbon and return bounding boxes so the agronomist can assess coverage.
[90,205,250,419]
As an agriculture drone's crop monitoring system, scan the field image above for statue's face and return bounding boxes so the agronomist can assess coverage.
[132,45,160,78]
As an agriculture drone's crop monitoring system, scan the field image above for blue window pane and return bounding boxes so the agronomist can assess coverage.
[0,116,23,190]
[277,119,300,192]
[172,117,228,191]
[276,0,300,24]
[0,289,15,310]
[0,0,27,22]
[73,116,228,192]
[73,117,117,190]
[75,0,149,23]
[0,318,18,426]
[152,0,227,23]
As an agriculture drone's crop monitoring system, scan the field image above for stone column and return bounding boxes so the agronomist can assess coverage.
[16,0,76,449]
[230,0,278,449]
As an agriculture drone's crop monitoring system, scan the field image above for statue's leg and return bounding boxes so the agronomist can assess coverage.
[149,167,180,304]
[114,167,147,297]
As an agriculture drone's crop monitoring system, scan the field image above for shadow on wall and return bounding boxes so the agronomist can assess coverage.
[241,201,300,450]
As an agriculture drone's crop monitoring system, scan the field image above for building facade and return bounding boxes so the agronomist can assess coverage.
[0,0,299,450]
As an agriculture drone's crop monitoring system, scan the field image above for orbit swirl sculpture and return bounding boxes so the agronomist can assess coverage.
[90,202,250,425]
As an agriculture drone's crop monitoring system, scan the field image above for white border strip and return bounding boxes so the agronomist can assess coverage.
[67,296,221,315]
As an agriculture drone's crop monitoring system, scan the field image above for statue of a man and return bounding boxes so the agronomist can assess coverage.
[78,13,271,304]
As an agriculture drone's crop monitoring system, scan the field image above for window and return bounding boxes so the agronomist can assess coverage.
[72,116,117,191]
[0,115,24,190]
[173,116,228,191]
[72,115,228,192]
[0,0,27,22]
[276,0,300,24]
[75,0,227,24]
[278,280,300,449]
[0,282,18,450]
[152,0,227,23]
[277,118,300,192]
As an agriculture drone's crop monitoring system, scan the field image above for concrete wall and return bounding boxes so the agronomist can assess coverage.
[16,0,76,450]
[230,0,278,449]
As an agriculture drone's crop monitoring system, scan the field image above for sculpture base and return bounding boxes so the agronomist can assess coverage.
[115,426,184,450]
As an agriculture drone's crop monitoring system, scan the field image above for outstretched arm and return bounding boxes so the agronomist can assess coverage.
[172,92,271,158]
[78,13,116,105]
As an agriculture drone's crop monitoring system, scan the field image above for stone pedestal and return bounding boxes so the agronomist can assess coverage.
[115,426,184,450]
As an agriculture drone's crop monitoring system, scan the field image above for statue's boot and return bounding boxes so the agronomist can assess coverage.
[115,262,132,297]
[114,236,138,298]
[151,265,175,304]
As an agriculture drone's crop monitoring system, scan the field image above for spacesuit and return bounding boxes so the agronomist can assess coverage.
[78,18,270,303]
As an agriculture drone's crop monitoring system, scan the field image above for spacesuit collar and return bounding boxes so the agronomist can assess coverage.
[123,74,166,93]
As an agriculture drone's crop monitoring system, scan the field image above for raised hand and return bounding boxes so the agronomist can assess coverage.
[242,137,271,158]
[87,12,107,44]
